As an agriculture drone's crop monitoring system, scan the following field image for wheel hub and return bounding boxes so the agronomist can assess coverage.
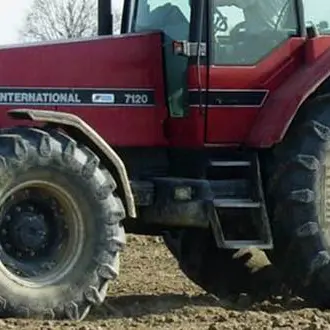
[1,200,55,259]
[0,188,68,266]
[12,211,48,251]
[0,180,82,285]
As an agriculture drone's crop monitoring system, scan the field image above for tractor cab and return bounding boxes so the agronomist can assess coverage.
[114,0,330,146]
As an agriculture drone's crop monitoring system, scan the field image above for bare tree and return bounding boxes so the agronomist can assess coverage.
[21,0,98,41]
[317,20,330,32]
[113,9,122,34]
[21,0,123,42]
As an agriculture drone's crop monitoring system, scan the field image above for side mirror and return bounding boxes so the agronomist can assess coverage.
[306,25,319,39]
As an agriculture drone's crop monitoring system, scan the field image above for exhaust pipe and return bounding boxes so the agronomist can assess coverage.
[98,0,113,36]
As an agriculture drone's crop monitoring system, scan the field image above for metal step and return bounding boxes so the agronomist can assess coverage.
[210,160,251,167]
[210,179,249,199]
[208,153,273,250]
[221,240,273,249]
[213,198,261,208]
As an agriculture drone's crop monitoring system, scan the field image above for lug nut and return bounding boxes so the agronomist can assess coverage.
[5,215,10,221]
[1,229,7,235]
[15,206,21,213]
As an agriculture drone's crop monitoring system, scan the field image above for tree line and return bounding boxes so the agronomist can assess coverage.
[20,0,330,42]
[21,0,122,42]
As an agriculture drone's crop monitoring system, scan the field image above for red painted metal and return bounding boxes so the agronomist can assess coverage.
[205,38,306,144]
[0,31,330,149]
[247,36,330,147]
[0,33,169,147]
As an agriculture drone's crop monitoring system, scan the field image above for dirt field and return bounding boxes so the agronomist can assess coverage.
[2,235,330,329]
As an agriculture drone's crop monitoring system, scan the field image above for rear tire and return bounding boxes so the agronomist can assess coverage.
[0,127,126,320]
[163,228,282,303]
[267,97,330,307]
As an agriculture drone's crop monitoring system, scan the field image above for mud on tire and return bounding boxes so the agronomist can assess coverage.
[0,127,126,320]
[267,96,330,308]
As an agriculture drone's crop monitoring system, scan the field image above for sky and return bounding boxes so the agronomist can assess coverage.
[0,0,33,44]
[0,0,328,45]
[0,0,123,45]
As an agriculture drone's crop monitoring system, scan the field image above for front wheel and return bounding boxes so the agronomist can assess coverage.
[267,97,330,307]
[0,127,126,320]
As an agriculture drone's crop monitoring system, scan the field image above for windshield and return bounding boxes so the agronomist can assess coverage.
[132,0,191,40]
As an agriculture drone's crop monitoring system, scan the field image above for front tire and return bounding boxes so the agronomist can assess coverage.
[0,127,126,320]
[267,97,330,307]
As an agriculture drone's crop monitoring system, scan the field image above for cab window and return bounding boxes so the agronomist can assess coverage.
[212,0,299,65]
[131,0,191,40]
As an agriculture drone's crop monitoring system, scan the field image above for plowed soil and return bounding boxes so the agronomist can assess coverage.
[2,235,330,329]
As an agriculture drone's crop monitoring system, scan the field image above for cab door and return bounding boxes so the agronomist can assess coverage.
[205,0,306,144]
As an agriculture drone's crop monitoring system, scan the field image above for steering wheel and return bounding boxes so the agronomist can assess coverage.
[214,7,229,33]
[229,0,290,37]
[229,21,246,41]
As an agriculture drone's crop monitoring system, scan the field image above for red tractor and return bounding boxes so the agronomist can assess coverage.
[0,0,328,320]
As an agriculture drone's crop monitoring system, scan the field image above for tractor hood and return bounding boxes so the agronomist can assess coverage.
[0,32,169,147]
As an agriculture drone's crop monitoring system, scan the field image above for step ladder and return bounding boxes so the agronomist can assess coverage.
[208,154,273,250]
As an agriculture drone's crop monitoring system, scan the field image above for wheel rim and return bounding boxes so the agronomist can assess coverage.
[0,180,84,288]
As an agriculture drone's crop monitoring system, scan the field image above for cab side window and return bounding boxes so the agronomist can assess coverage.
[302,0,330,34]
[212,0,299,65]
[132,0,191,41]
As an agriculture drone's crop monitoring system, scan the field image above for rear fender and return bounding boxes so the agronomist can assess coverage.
[8,108,137,218]
[247,44,330,148]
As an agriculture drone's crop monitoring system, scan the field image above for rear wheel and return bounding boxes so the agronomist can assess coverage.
[0,127,126,320]
[163,228,282,303]
[267,97,330,307]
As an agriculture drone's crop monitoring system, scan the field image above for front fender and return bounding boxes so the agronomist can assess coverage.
[8,108,137,218]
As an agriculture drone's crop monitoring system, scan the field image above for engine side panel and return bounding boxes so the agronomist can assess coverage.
[0,33,168,147]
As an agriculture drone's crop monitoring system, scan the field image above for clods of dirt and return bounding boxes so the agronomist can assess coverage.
[1,235,330,329]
